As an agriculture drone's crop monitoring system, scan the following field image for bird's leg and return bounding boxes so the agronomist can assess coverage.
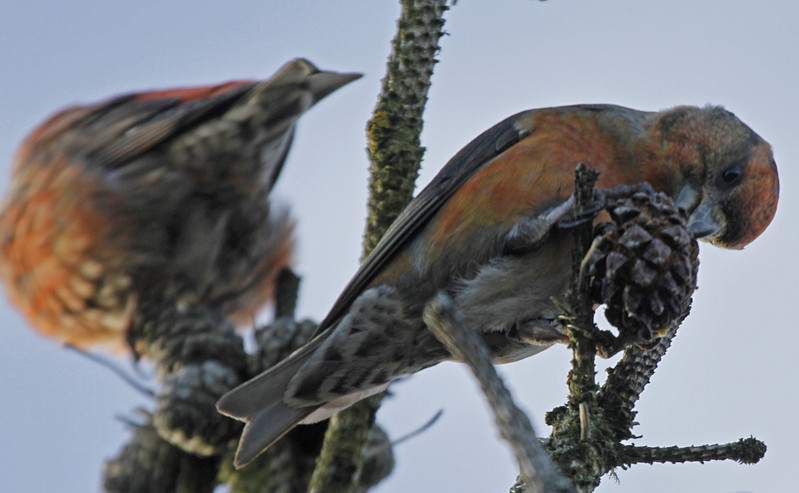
[504,182,657,255]
[551,297,629,359]
[558,181,657,230]
[514,318,570,346]
[503,196,577,254]
[599,181,657,203]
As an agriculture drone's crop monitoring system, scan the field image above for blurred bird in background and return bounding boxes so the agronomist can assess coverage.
[217,103,779,466]
[0,58,361,352]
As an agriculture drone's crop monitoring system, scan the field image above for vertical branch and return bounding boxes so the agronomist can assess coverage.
[308,1,448,492]
[361,0,448,258]
[565,164,601,403]
[544,165,606,492]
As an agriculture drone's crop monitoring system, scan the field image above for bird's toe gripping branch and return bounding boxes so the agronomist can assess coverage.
[551,172,699,358]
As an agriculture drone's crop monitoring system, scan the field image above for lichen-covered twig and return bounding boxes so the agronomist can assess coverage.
[564,163,602,411]
[596,325,677,441]
[308,1,448,492]
[362,0,448,256]
[618,438,766,467]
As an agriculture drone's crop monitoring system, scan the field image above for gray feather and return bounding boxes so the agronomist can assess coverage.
[216,337,324,467]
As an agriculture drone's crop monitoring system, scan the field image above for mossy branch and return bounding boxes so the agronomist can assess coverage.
[617,438,766,467]
[308,1,449,492]
[361,0,448,257]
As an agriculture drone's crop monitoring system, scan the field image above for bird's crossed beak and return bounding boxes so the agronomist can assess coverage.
[675,184,723,240]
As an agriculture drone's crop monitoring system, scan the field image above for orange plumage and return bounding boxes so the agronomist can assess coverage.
[218,103,778,467]
[0,59,361,351]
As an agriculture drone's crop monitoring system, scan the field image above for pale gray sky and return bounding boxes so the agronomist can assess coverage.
[1,1,797,492]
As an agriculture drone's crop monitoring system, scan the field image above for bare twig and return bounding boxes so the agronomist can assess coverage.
[424,292,574,493]
[389,409,444,448]
[64,344,155,397]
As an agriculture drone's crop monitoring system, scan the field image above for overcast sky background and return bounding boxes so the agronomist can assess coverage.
[1,1,797,492]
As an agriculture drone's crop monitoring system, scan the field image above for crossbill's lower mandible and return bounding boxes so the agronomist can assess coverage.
[0,58,361,351]
[218,104,779,466]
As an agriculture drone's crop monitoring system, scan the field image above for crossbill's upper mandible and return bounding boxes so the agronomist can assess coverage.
[0,59,361,351]
[217,104,779,467]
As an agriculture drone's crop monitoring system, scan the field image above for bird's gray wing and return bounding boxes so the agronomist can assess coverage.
[81,59,360,192]
[216,110,532,467]
[313,110,533,338]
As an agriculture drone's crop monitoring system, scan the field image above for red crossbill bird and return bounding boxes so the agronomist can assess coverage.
[0,58,361,352]
[217,104,779,466]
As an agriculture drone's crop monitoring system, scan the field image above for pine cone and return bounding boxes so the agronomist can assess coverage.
[585,191,699,344]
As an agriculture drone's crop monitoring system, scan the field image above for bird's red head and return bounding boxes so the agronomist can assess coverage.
[652,106,779,249]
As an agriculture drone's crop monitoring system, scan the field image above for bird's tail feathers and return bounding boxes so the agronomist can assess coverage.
[232,400,316,468]
[216,338,323,467]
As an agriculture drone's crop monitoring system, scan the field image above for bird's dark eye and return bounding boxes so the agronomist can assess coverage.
[721,166,743,186]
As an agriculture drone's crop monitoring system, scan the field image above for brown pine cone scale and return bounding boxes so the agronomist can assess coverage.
[585,191,699,344]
